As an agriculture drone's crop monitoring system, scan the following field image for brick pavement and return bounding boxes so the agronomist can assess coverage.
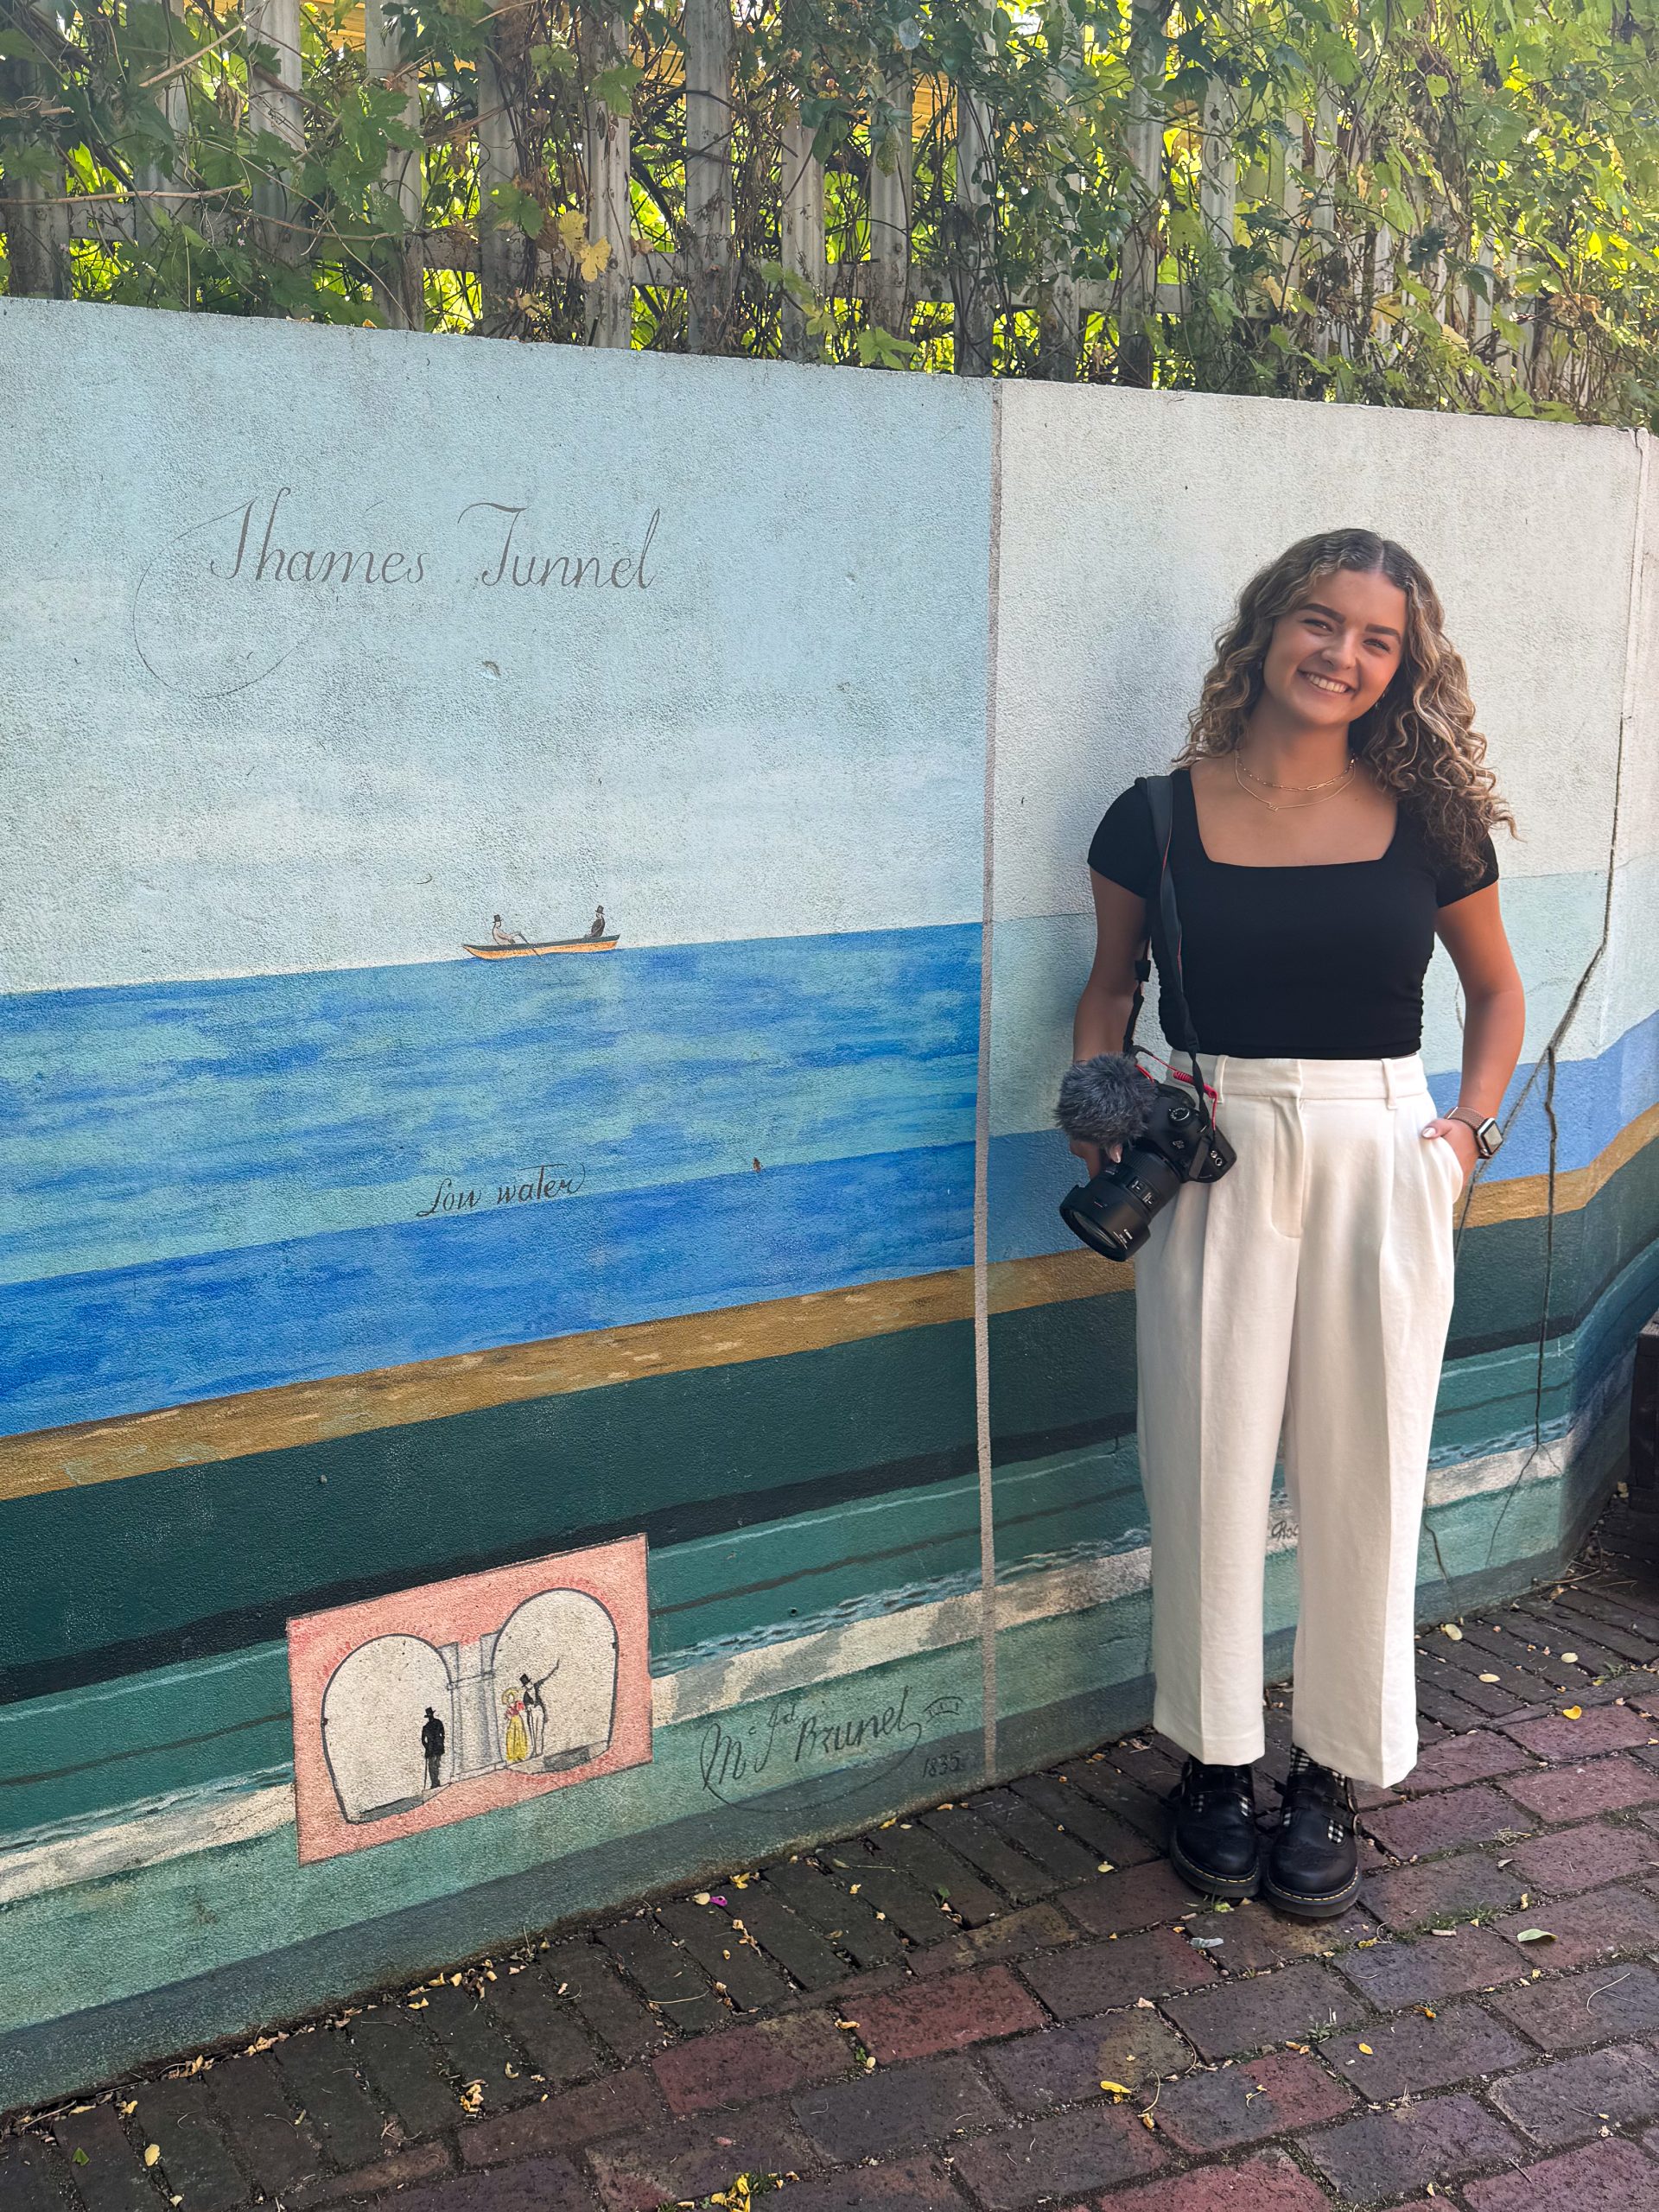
[10,1496,1659,2212]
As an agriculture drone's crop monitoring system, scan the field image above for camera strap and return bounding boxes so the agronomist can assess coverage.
[1123,773,1213,1125]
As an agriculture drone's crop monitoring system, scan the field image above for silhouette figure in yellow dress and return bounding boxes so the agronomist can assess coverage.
[502,1688,530,1764]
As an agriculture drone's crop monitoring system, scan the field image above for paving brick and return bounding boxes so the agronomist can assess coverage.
[918,1802,1060,1905]
[1360,1848,1527,1932]
[1493,1880,1659,1970]
[1489,2040,1659,2145]
[1419,1654,1519,1717]
[1506,1819,1659,1895]
[205,2050,322,2195]
[286,2141,454,2209]
[1196,1897,1376,1972]
[863,1824,1007,1928]
[654,2012,850,2116]
[763,1859,906,1971]
[348,2010,463,2139]
[849,1967,1046,2063]
[1079,2147,1333,2211]
[792,2054,999,2161]
[0,2133,78,2212]
[542,1940,673,2062]
[1488,1961,1659,2050]
[457,2067,664,2167]
[1058,1859,1209,1938]
[1461,2135,1659,2210]
[1320,2001,1531,2098]
[716,1883,855,1991]
[1297,2090,1523,2203]
[1060,1761,1168,1850]
[982,2007,1196,2110]
[908,1904,1076,1980]
[482,1961,603,2087]
[1010,1773,1152,1869]
[601,1916,728,2035]
[948,2103,1166,2208]
[1501,1756,1659,1823]
[772,2153,966,2212]
[276,2026,402,2168]
[827,1853,958,1948]
[1019,1928,1220,2021]
[1318,1999,1530,2096]
[963,1789,1103,1885]
[129,2077,250,2212]
[658,1899,798,2013]
[1401,1729,1536,1792]
[421,1981,542,2108]
[1415,1671,1503,1732]
[586,2100,816,2212]
[1149,2048,1355,2154]
[1160,1961,1368,2061]
[1503,1704,1657,1763]
[48,2106,155,2212]
[382,2152,595,2212]
[1363,1783,1534,1859]
[1334,1923,1527,2006]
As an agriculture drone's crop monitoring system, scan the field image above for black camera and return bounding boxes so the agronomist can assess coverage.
[1056,1052,1235,1262]
[1056,772,1234,1261]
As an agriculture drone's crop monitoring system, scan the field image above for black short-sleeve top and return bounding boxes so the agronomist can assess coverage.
[1088,767,1499,1059]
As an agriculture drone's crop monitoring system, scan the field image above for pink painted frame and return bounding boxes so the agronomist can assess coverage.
[286,1535,652,1864]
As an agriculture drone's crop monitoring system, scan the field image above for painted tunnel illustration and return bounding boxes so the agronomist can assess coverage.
[320,1589,620,1824]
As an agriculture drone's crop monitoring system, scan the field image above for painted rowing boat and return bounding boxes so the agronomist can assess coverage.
[463,936,620,959]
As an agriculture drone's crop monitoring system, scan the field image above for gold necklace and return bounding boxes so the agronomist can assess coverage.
[1234,749,1356,793]
[1232,751,1357,811]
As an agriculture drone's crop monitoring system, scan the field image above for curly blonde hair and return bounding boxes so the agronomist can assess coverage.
[1177,528,1515,884]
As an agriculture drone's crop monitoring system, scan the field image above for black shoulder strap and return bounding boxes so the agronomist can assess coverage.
[1122,773,1198,1059]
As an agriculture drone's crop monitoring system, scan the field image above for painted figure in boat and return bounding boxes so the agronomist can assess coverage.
[588,906,607,939]
[491,914,529,946]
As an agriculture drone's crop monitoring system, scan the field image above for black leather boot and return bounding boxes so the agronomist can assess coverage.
[1262,1747,1362,1919]
[1166,1757,1261,1899]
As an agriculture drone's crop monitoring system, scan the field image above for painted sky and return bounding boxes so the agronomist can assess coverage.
[0,307,991,992]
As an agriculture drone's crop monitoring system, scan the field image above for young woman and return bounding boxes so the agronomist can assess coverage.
[1072,528,1525,1918]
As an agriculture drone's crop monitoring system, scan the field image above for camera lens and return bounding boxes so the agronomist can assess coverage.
[1058,1147,1185,1261]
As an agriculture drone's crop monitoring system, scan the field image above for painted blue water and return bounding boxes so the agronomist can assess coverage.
[1,928,980,1433]
[2,926,979,1280]
[0,1144,975,1434]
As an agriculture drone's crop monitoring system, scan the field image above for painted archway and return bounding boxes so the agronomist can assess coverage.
[491,1589,618,1774]
[321,1633,454,1822]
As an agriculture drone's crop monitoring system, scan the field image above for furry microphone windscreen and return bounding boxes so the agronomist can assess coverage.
[1055,1054,1156,1148]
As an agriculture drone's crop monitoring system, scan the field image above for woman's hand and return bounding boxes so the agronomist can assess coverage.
[1421,1116,1478,1193]
[1068,1135,1122,1178]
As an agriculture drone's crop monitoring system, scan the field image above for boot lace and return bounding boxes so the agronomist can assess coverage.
[1275,1746,1357,1844]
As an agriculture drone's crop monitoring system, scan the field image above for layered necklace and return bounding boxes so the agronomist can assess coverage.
[1232,748,1357,812]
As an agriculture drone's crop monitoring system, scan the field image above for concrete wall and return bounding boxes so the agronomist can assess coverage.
[1,301,1654,2108]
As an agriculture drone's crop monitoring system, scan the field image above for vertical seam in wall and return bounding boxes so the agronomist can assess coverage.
[975,385,1003,1785]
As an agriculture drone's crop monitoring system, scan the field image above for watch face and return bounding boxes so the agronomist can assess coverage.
[1477,1117,1503,1158]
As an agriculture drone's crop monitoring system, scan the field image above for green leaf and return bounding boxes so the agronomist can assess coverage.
[588,62,644,115]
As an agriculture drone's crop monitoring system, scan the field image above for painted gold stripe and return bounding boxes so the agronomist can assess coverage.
[2,1102,1652,1507]
[0,1269,974,1504]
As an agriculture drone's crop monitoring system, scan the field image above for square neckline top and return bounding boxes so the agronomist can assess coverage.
[1088,765,1499,1058]
[1179,763,1403,872]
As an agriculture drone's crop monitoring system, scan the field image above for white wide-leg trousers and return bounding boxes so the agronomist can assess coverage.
[1133,1052,1461,1788]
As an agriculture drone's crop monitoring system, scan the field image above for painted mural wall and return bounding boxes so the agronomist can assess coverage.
[0,300,1653,2112]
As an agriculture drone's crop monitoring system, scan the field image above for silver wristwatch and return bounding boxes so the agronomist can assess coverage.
[1451,1110,1503,1160]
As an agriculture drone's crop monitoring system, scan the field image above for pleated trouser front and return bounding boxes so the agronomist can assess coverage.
[1132,1052,1461,1788]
